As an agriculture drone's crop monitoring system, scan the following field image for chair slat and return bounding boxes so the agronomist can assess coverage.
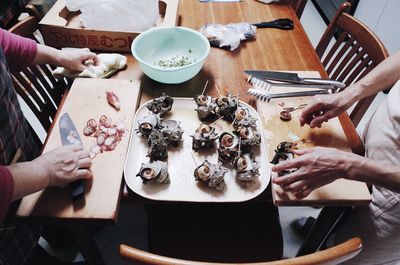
[336,49,366,82]
[326,35,355,74]
[13,72,45,109]
[12,77,52,130]
[21,68,57,115]
[9,16,70,135]
[316,2,388,127]
[332,42,362,80]
[344,57,371,86]
[322,31,348,67]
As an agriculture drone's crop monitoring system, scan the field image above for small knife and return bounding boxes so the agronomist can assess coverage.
[59,113,85,200]
[248,88,333,102]
[245,70,346,89]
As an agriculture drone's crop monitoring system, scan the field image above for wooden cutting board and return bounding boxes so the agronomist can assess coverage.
[17,78,141,223]
[257,71,371,206]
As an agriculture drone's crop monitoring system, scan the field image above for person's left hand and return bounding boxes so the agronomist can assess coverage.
[271,147,357,199]
[59,48,98,73]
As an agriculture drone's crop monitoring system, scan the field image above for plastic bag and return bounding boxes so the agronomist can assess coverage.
[53,53,127,79]
[65,0,159,32]
[199,23,257,51]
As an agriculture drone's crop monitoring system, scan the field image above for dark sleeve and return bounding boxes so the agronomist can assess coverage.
[0,29,38,71]
[0,165,14,223]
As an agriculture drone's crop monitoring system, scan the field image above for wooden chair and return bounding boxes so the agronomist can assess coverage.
[24,4,43,20]
[120,237,362,265]
[9,16,71,142]
[315,2,389,127]
[282,0,308,19]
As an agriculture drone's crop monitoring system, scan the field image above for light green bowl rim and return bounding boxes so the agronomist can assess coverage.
[131,26,211,72]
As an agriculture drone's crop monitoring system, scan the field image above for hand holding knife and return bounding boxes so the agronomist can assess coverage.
[59,112,86,200]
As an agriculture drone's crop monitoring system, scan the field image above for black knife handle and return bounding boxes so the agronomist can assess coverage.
[253,18,294,30]
[70,180,84,200]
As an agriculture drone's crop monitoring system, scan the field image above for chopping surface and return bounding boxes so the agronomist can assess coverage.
[256,71,371,206]
[17,78,141,222]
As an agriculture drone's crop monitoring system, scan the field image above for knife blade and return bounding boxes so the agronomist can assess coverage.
[245,70,346,88]
[59,112,85,200]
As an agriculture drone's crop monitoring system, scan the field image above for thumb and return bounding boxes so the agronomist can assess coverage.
[293,148,310,156]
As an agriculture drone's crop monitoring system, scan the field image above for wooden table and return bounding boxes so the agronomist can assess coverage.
[116,0,371,259]
[118,0,369,204]
[17,0,370,264]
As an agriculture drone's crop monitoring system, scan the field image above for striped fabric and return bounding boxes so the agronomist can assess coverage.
[0,43,41,264]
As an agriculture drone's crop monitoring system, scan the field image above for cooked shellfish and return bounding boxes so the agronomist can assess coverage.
[270,141,297,165]
[232,154,260,186]
[136,113,161,137]
[233,107,257,129]
[218,132,240,162]
[147,130,168,161]
[146,93,173,116]
[136,161,170,184]
[215,93,238,121]
[235,127,261,149]
[161,119,184,144]
[194,160,227,191]
[194,95,218,120]
[190,123,219,151]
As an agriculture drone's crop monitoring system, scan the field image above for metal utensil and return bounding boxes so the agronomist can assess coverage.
[59,113,85,200]
[248,88,333,102]
[279,104,307,121]
[245,70,346,88]
[247,75,335,91]
[253,18,294,30]
[283,103,308,112]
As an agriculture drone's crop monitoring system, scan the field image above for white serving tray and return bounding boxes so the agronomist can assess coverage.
[124,98,270,202]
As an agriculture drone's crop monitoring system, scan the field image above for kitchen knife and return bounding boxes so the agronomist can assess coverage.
[245,70,346,88]
[59,112,85,200]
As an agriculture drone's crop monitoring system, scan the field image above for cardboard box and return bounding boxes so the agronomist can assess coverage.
[39,0,179,52]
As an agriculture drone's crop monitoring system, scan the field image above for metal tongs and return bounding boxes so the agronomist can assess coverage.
[253,18,294,30]
[248,87,337,102]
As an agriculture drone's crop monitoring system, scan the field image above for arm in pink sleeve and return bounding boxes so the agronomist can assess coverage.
[0,166,14,223]
[0,29,38,71]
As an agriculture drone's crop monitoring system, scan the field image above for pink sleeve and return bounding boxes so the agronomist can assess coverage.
[0,166,14,223]
[0,29,38,71]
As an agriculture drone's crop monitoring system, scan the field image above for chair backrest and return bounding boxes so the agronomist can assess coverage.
[120,237,362,265]
[282,0,308,18]
[315,2,389,127]
[9,16,71,137]
[24,4,43,20]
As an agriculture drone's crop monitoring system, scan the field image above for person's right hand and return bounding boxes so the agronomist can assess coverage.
[34,145,92,188]
[300,92,352,128]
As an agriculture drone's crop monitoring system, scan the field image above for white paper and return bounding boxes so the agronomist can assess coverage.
[65,0,159,31]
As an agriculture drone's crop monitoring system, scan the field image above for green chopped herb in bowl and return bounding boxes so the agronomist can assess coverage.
[156,55,195,68]
[131,26,210,84]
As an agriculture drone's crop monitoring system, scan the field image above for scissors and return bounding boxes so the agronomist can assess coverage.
[253,18,294,30]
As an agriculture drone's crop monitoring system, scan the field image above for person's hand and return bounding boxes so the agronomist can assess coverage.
[271,147,359,199]
[59,48,98,73]
[300,92,353,128]
[34,145,92,188]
